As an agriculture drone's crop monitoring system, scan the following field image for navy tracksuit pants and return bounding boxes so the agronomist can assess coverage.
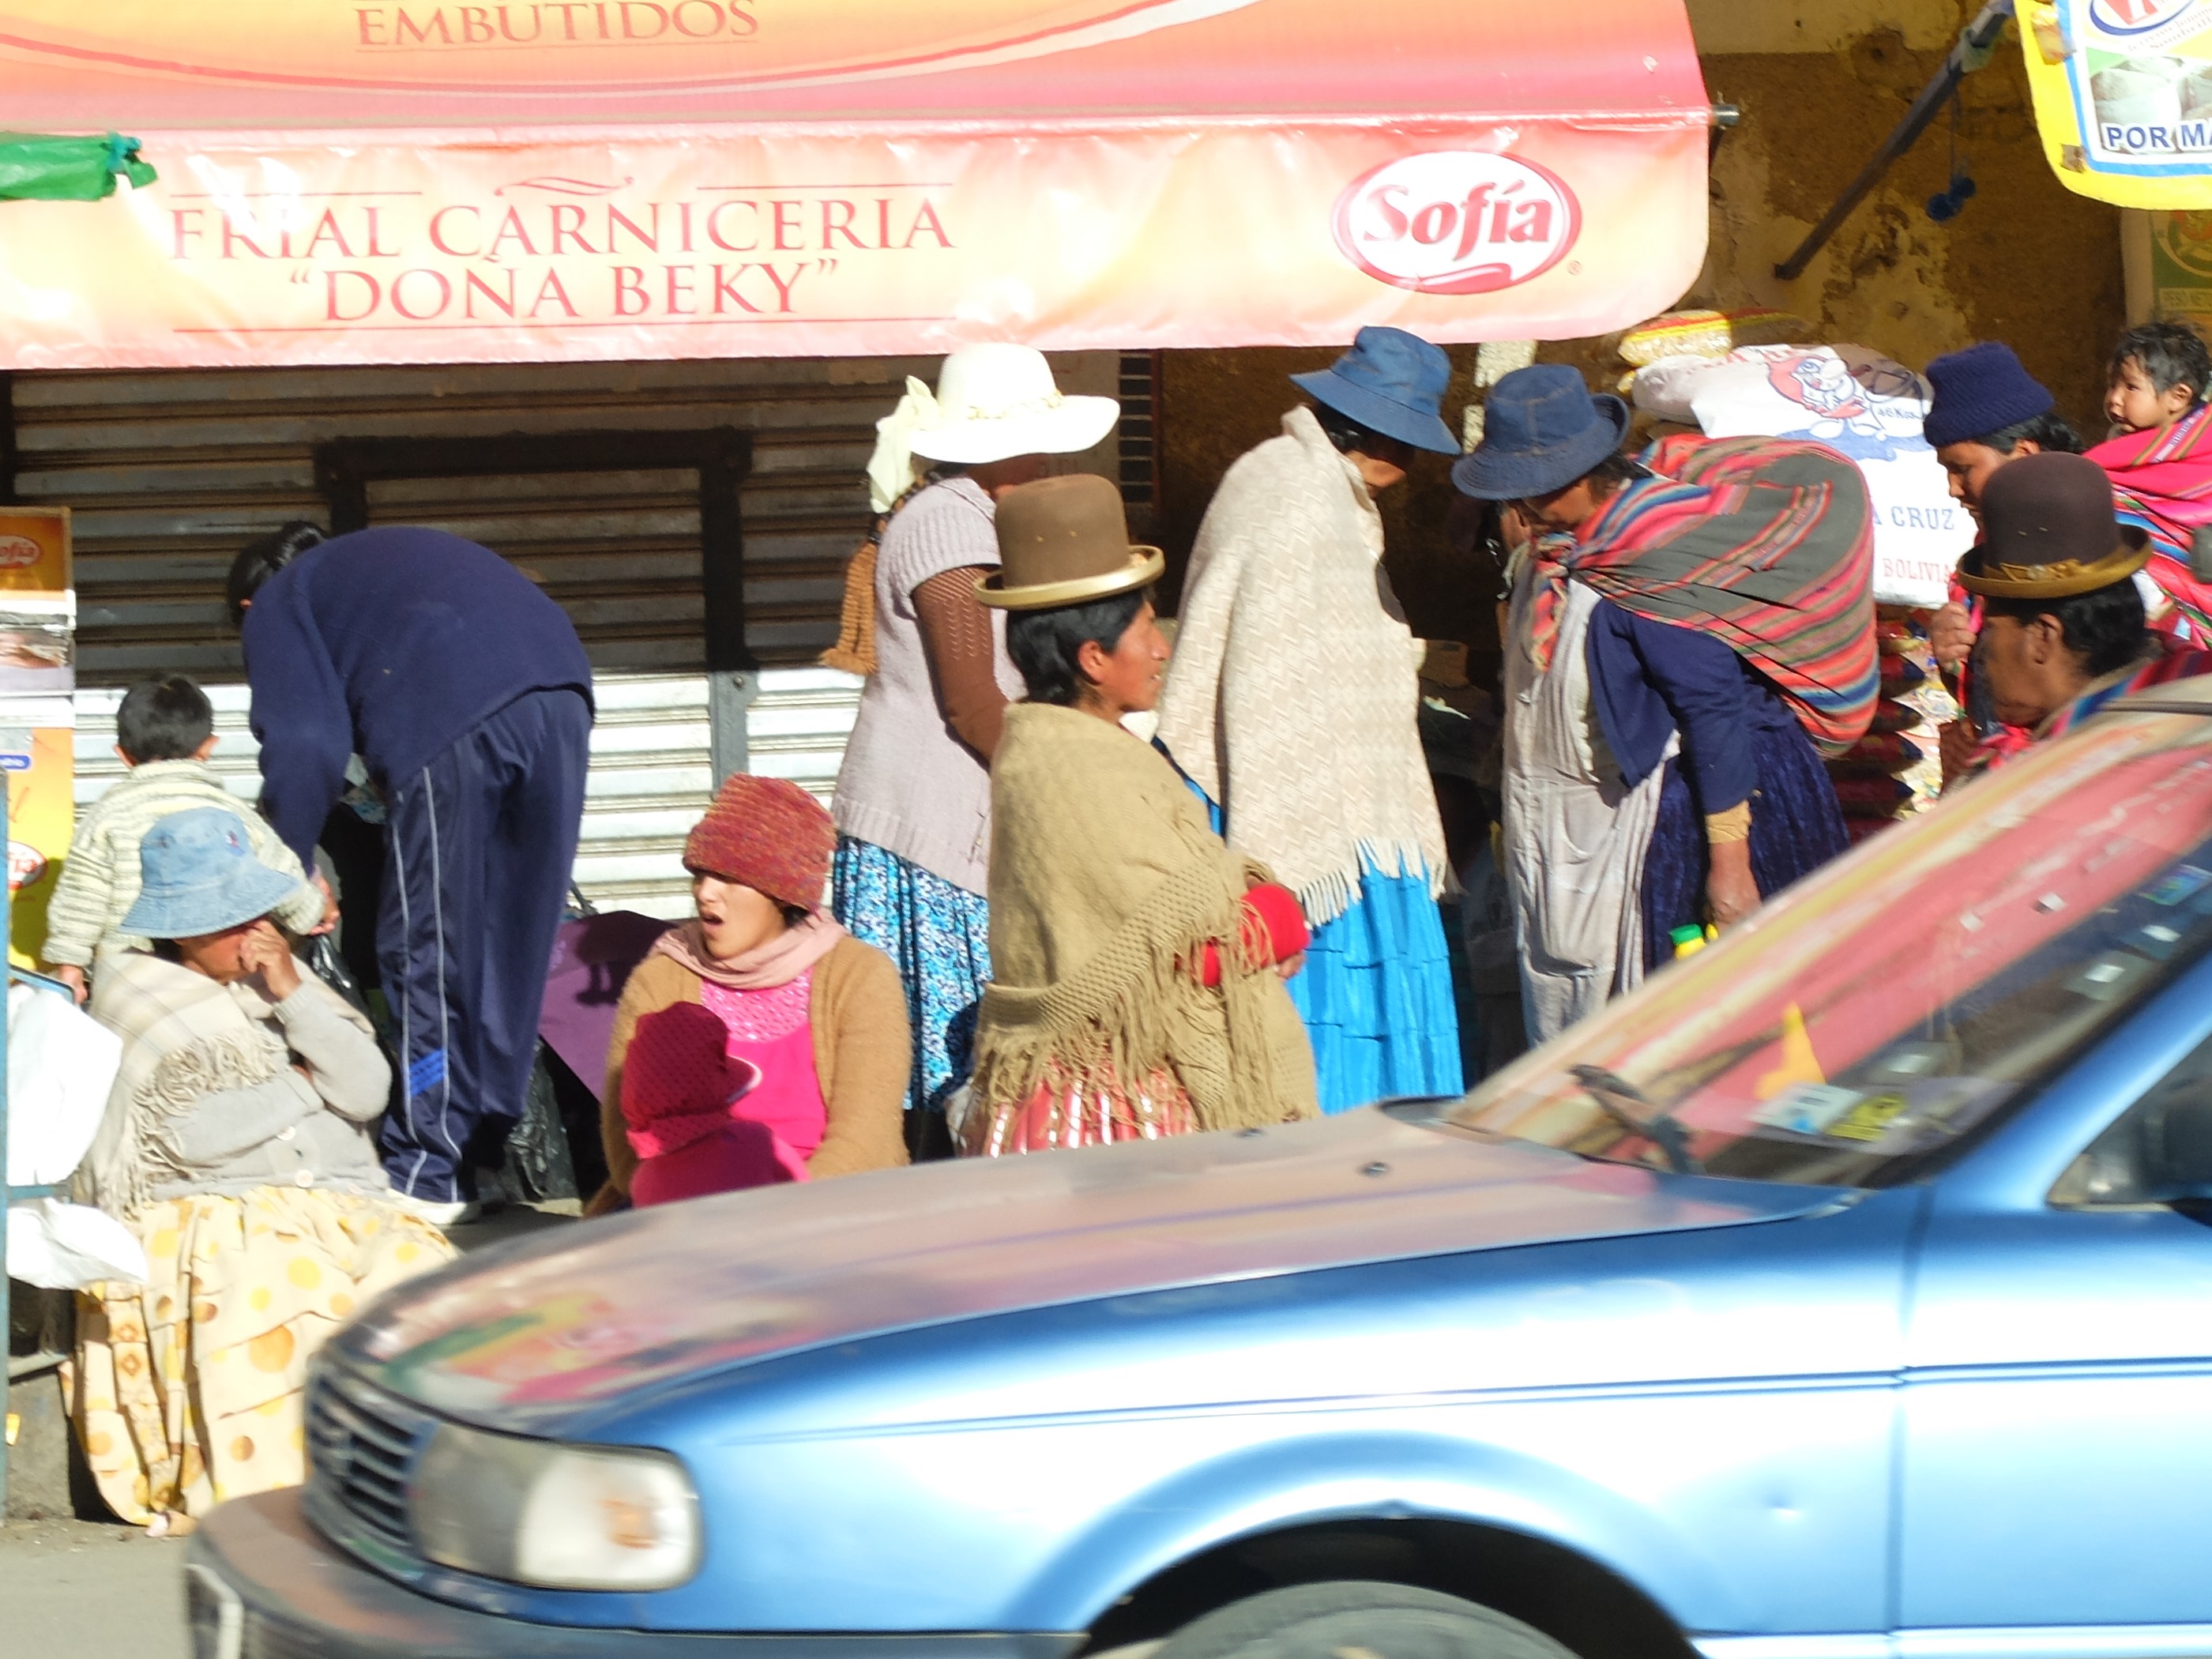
[377,688,592,1202]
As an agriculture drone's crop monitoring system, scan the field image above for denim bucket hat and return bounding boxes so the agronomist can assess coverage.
[121,807,304,939]
[1450,363,1631,499]
[1292,326,1461,455]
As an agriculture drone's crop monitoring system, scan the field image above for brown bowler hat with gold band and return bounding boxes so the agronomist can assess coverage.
[1955,450,2150,600]
[976,472,1166,611]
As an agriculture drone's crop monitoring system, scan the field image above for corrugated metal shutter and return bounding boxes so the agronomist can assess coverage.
[11,359,882,918]
[12,354,1117,918]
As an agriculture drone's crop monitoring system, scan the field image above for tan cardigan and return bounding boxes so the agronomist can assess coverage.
[598,935,912,1198]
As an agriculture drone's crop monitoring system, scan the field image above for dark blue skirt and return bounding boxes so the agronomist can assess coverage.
[1638,720,1849,973]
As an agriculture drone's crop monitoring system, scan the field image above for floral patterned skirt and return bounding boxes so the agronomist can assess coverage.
[67,1185,454,1526]
[831,836,991,1115]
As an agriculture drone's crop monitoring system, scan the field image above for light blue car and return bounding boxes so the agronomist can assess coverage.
[187,683,2212,1659]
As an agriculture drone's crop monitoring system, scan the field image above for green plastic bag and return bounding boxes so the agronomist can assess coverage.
[0,133,157,202]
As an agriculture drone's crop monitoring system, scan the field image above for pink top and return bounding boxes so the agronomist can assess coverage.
[629,971,831,1209]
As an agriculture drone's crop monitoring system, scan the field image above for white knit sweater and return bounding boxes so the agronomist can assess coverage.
[1156,407,1447,924]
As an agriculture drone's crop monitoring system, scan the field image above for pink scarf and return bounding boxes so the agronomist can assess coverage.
[651,912,845,989]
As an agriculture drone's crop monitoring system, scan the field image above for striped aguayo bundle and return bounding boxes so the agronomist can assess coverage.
[1526,433,1878,755]
[2092,404,2212,641]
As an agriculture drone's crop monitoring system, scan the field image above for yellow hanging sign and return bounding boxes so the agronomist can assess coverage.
[2021,0,2212,208]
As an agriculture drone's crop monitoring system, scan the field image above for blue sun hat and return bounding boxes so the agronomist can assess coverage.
[122,807,305,939]
[1291,326,1461,455]
[1450,363,1631,500]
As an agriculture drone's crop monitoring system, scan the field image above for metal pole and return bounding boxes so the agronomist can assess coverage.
[1774,0,2014,282]
[2,779,15,1515]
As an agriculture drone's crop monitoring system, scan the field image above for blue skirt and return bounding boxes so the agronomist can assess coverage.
[1289,863,1466,1115]
[1638,720,1850,974]
[830,837,991,1115]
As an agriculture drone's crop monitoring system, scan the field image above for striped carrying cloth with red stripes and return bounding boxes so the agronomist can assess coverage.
[1526,433,1878,754]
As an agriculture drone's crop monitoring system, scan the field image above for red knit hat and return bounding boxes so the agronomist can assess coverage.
[683,773,835,912]
[622,1003,762,1159]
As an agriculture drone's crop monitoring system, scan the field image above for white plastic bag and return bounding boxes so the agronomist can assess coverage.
[6,978,124,1186]
[1635,344,1971,608]
[6,1197,146,1289]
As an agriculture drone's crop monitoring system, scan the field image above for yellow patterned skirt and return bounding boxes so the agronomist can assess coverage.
[66,1185,455,1526]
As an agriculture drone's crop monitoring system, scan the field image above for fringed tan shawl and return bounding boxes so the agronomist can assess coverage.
[1155,406,1449,924]
[77,950,376,1220]
[971,704,1316,1132]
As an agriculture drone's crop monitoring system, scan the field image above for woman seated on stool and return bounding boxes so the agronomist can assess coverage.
[70,807,455,1534]
[595,774,912,1209]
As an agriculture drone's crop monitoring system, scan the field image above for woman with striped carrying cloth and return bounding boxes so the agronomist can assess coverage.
[1454,365,1874,1041]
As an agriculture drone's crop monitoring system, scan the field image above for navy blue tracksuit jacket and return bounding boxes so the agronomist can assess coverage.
[244,527,594,1202]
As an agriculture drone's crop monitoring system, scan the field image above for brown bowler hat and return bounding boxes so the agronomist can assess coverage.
[1955,450,2150,600]
[976,473,1165,611]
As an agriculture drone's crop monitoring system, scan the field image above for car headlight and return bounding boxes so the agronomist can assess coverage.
[410,1421,701,1590]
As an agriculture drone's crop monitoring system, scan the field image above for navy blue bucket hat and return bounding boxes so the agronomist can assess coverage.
[122,807,305,939]
[1292,326,1460,455]
[1450,363,1630,500]
[1921,341,2054,450]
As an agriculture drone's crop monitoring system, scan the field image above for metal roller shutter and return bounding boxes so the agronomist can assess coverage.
[10,354,1119,918]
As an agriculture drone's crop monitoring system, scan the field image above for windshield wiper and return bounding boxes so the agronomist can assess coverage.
[1571,1065,1703,1176]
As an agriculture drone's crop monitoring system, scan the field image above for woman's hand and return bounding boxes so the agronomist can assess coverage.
[54,964,87,1006]
[239,920,303,1001]
[1274,951,1305,981]
[1705,840,1762,931]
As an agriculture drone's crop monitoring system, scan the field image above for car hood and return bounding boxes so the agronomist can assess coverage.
[347,1108,1842,1431]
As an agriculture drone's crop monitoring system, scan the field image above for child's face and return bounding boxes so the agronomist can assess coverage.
[2107,356,2195,434]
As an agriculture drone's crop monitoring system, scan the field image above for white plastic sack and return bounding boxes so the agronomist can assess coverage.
[6,1198,146,1289]
[6,977,124,1186]
[1634,344,1971,608]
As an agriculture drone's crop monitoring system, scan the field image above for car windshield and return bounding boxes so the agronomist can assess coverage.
[1450,703,2212,1187]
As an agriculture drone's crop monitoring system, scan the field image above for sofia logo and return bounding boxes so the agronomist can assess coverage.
[1333,152,1580,296]
[0,536,43,570]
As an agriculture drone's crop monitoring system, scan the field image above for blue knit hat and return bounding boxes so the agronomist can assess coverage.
[1922,342,2055,450]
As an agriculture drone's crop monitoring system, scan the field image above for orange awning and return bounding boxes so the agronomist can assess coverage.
[0,0,1712,368]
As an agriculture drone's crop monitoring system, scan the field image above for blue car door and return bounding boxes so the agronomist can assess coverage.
[1898,995,2212,1635]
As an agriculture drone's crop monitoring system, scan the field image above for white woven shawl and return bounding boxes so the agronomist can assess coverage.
[1155,406,1447,924]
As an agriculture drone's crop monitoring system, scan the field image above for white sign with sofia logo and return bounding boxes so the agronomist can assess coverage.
[1331,152,1581,295]
[1635,344,1971,608]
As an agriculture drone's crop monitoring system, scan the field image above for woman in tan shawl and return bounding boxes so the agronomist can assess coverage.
[965,474,1316,1155]
[71,807,453,1533]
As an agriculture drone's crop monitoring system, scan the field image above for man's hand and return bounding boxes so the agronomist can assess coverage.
[54,963,88,1006]
[239,920,303,1001]
[1706,839,1762,930]
[1925,601,1977,673]
[1937,718,1980,787]
[307,869,340,936]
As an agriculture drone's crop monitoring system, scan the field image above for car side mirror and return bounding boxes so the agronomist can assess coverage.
[2136,1092,2212,1205]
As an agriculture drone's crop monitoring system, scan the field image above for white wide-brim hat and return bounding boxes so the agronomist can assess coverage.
[906,344,1120,465]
